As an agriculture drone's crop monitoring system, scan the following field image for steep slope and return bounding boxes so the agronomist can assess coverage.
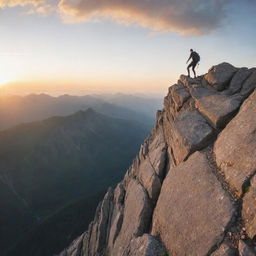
[0,94,155,130]
[0,109,150,255]
[59,63,256,256]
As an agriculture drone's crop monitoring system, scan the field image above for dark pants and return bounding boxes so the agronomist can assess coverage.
[187,61,198,77]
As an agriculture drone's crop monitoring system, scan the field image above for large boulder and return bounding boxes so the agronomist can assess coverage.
[146,126,167,178]
[169,83,190,111]
[112,179,152,256]
[129,122,167,203]
[240,69,256,97]
[107,183,125,249]
[225,68,252,95]
[195,93,242,128]
[169,109,214,163]
[214,90,256,195]
[152,151,234,256]
[136,158,162,203]
[182,78,243,129]
[179,74,201,88]
[204,63,237,91]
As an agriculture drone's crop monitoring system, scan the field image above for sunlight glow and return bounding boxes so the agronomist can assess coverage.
[0,75,13,86]
[0,57,21,87]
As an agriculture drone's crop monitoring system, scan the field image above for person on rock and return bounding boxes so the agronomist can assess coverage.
[186,49,200,78]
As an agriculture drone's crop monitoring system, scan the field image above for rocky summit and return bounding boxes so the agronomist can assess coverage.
[58,63,256,256]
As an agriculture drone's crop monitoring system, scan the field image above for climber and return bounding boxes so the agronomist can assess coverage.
[186,49,200,78]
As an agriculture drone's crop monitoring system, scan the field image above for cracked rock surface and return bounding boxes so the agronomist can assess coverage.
[152,151,235,256]
[214,91,256,196]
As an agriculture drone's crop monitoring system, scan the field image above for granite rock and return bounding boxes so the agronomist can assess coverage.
[152,152,234,256]
[214,91,256,195]
[205,63,237,91]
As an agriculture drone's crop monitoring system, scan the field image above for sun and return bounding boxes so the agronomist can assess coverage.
[0,76,13,86]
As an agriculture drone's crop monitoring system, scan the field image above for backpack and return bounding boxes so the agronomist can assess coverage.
[193,51,200,63]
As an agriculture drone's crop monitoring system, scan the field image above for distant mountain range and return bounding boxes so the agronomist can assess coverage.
[0,93,162,130]
[0,109,150,255]
[92,93,163,117]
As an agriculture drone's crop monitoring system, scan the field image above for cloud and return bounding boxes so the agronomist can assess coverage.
[0,0,234,35]
[0,0,44,8]
[0,0,56,16]
[58,0,232,35]
[26,3,55,15]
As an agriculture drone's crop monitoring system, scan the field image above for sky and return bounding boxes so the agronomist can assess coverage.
[0,0,255,96]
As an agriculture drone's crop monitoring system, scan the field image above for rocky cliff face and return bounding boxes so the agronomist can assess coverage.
[59,63,256,256]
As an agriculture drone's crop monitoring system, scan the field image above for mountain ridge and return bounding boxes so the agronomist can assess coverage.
[58,62,256,256]
[0,93,161,130]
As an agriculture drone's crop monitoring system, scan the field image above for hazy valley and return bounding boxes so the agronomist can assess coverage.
[0,94,158,256]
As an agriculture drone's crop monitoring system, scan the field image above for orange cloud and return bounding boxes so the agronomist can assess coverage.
[0,0,43,7]
[0,0,57,16]
[58,0,232,35]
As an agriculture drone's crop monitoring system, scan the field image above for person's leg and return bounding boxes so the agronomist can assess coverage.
[187,63,192,77]
[187,67,190,77]
[192,67,196,78]
[192,62,197,78]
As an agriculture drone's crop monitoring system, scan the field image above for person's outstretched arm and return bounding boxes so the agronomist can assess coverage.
[186,53,192,64]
